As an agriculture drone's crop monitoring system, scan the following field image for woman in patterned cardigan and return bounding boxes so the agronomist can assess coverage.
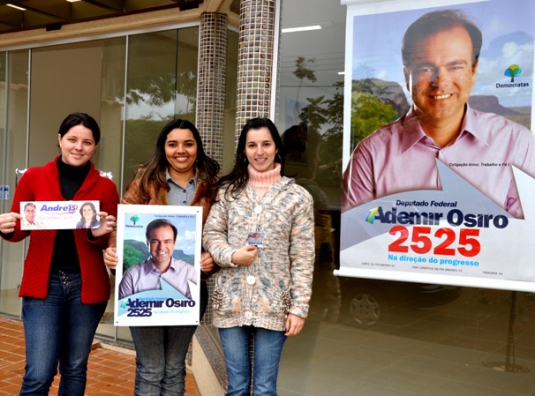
[203,117,315,396]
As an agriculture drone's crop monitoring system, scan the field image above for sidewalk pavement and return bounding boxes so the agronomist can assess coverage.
[0,316,200,395]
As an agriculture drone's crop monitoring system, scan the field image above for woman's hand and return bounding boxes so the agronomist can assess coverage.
[231,245,258,266]
[200,252,216,273]
[0,212,21,234]
[285,314,305,337]
[104,247,118,270]
[91,212,116,238]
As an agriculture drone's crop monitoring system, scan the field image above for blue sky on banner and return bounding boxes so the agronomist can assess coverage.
[122,212,197,255]
[351,0,535,107]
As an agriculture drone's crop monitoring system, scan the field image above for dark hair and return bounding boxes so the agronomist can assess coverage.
[24,202,36,210]
[132,119,220,202]
[79,202,98,223]
[216,117,284,200]
[402,9,482,67]
[146,219,177,242]
[58,113,101,144]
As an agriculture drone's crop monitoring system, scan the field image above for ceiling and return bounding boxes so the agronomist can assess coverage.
[0,0,205,34]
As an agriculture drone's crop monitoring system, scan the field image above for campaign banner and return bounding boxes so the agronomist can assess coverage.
[339,163,535,291]
[114,204,202,326]
[339,0,535,291]
[20,201,100,230]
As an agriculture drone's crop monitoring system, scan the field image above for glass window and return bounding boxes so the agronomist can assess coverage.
[276,1,535,395]
[123,27,199,181]
[98,37,127,194]
[0,22,236,346]
[0,52,6,213]
[0,50,29,318]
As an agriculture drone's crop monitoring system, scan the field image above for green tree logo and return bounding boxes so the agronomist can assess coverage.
[130,214,140,225]
[504,64,522,82]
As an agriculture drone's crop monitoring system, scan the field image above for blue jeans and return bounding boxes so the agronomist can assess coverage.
[130,325,198,396]
[130,281,208,396]
[20,271,107,396]
[219,326,287,396]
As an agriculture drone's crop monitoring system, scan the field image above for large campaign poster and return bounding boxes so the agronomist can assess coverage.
[339,0,535,291]
[114,204,202,326]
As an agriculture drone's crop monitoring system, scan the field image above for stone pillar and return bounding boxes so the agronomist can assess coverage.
[235,0,276,137]
[196,11,227,164]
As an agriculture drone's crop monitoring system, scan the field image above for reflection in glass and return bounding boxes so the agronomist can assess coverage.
[124,27,200,179]
[0,50,29,318]
[276,1,535,395]
[98,37,126,198]
[97,37,127,340]
[0,52,5,213]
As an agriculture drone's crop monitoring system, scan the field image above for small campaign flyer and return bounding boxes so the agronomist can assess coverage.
[20,201,100,230]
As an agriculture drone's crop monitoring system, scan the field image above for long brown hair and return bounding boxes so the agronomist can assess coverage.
[132,119,220,201]
[216,118,284,201]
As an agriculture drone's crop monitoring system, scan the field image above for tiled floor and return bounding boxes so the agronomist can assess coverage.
[0,316,200,395]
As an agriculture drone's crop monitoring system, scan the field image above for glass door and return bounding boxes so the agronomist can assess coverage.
[0,39,126,331]
[0,50,29,318]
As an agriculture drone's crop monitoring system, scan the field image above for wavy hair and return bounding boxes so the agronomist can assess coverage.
[131,119,220,201]
[216,117,284,201]
[79,202,98,224]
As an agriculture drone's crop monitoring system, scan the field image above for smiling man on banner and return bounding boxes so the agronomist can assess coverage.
[342,9,535,218]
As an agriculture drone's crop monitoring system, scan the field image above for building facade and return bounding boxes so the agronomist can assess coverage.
[1,0,535,395]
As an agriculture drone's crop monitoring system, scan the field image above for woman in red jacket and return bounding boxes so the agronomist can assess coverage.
[0,113,119,396]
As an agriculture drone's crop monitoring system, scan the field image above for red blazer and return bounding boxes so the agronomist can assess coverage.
[3,157,120,304]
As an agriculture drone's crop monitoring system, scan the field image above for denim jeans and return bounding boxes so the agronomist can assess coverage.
[219,326,287,396]
[130,281,208,396]
[130,325,198,396]
[20,271,107,396]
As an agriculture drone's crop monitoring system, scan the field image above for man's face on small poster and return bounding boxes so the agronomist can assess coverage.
[147,225,176,267]
[24,204,36,224]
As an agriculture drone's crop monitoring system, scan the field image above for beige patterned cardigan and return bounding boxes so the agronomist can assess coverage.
[202,176,315,331]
